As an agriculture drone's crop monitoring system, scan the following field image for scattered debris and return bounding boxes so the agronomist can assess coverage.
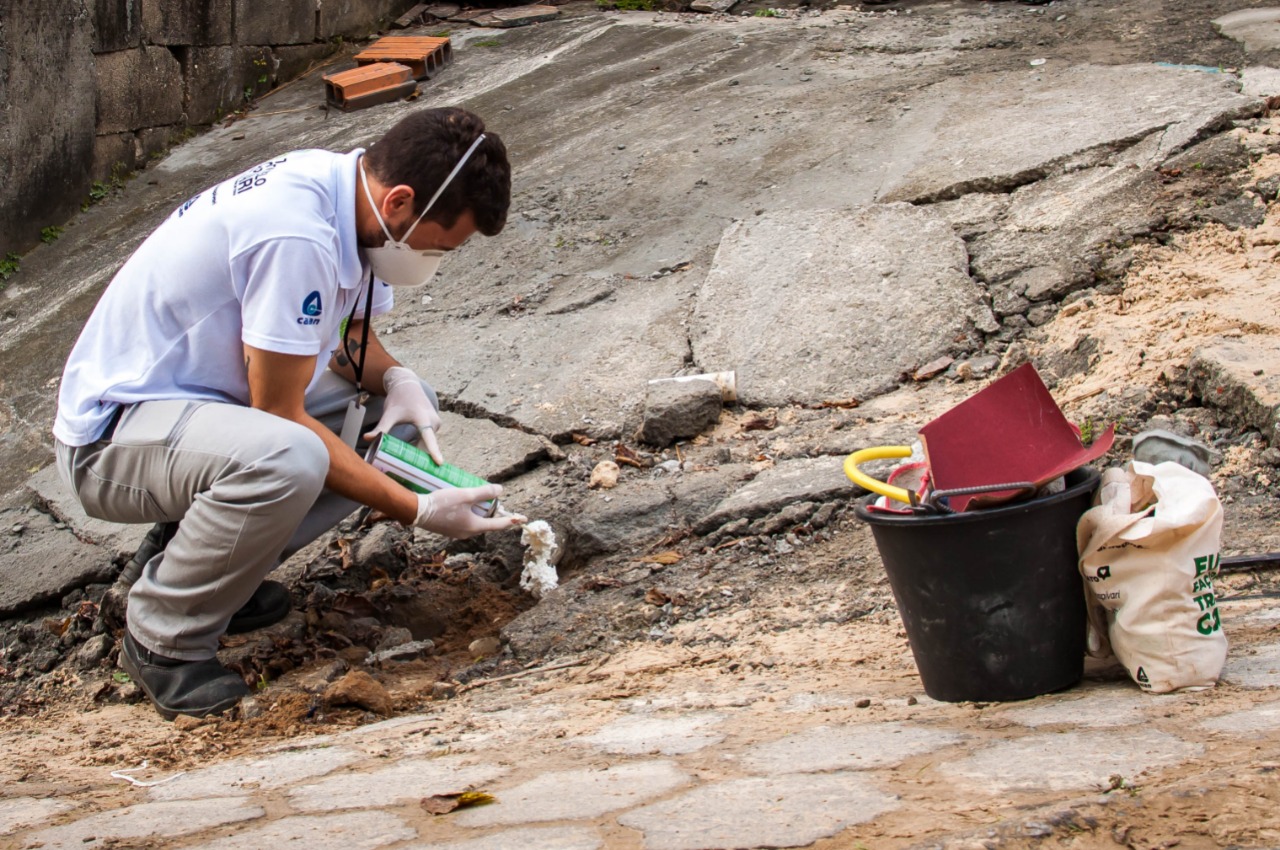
[590,460,621,489]
[520,521,560,599]
[323,670,392,715]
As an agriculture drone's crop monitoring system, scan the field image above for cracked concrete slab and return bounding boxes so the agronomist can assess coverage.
[1189,338,1280,445]
[617,772,900,850]
[695,456,857,534]
[25,465,147,559]
[692,204,993,407]
[397,273,693,441]
[0,507,115,616]
[1242,65,1280,96]
[1214,9,1280,53]
[436,411,548,483]
[881,64,1256,204]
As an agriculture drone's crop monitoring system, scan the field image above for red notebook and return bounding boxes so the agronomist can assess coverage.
[919,364,1114,512]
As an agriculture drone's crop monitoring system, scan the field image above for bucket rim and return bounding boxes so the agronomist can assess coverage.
[853,466,1100,527]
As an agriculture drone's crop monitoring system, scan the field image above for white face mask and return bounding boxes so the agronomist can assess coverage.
[359,133,486,288]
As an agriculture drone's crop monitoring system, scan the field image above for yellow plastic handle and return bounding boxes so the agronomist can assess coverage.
[843,446,915,504]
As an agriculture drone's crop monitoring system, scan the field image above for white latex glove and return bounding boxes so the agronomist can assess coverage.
[365,366,445,463]
[414,486,527,539]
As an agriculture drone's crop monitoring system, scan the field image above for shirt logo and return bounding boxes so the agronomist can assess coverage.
[298,291,323,325]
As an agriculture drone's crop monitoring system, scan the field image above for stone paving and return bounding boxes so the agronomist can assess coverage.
[6,606,1280,849]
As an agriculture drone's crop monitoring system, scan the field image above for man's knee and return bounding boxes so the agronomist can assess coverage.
[253,423,329,504]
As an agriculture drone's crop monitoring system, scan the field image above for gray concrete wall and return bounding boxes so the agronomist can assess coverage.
[0,0,413,258]
[0,0,98,264]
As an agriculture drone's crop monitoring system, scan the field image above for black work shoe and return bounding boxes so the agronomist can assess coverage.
[120,630,250,721]
[226,580,292,635]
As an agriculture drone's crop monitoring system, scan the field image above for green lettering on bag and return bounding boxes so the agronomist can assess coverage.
[1197,608,1221,636]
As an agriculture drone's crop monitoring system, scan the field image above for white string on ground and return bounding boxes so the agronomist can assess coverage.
[110,759,186,787]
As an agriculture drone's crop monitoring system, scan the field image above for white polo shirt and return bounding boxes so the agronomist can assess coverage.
[54,149,395,446]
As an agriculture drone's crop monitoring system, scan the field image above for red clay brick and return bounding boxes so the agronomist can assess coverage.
[323,63,417,111]
[354,36,453,80]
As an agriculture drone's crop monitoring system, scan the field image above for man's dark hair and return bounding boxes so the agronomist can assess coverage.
[364,107,511,236]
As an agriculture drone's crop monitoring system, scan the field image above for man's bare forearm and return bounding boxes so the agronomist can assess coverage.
[330,320,400,394]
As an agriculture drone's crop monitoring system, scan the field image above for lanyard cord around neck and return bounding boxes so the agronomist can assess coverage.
[344,269,376,397]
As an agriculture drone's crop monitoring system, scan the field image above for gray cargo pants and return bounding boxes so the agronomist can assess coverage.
[55,371,436,661]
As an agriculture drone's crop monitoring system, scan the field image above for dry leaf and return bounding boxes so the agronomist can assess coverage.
[571,432,597,446]
[615,442,647,468]
[645,587,671,606]
[741,412,777,431]
[641,551,682,566]
[421,791,497,815]
[811,397,860,410]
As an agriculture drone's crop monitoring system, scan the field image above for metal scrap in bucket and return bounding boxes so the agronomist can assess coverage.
[846,364,1114,513]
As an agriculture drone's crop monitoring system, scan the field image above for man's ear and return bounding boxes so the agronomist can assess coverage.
[381,184,417,221]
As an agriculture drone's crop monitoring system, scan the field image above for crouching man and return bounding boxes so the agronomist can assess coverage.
[52,107,524,721]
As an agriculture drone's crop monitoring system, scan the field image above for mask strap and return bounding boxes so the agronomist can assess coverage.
[360,133,487,245]
[359,159,396,244]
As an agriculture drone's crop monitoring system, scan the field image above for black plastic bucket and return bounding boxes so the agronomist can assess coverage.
[854,467,1100,702]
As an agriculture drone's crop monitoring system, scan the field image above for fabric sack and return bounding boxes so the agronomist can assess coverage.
[1076,460,1226,693]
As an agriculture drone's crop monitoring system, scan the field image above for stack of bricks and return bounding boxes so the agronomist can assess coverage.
[323,36,454,112]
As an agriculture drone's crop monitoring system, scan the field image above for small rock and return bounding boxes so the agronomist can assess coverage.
[367,639,435,665]
[906,696,918,706]
[639,379,723,447]
[654,459,683,475]
[1026,303,1058,326]
[966,355,1000,378]
[117,681,144,703]
[323,659,349,682]
[172,714,206,732]
[323,670,392,715]
[1201,196,1266,230]
[469,636,502,658]
[432,681,458,700]
[856,698,872,708]
[1022,821,1053,838]
[1260,447,1280,467]
[74,634,112,670]
[238,697,264,720]
[1255,175,1280,202]
[30,648,61,673]
[914,356,954,381]
[589,461,621,490]
[376,626,414,651]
